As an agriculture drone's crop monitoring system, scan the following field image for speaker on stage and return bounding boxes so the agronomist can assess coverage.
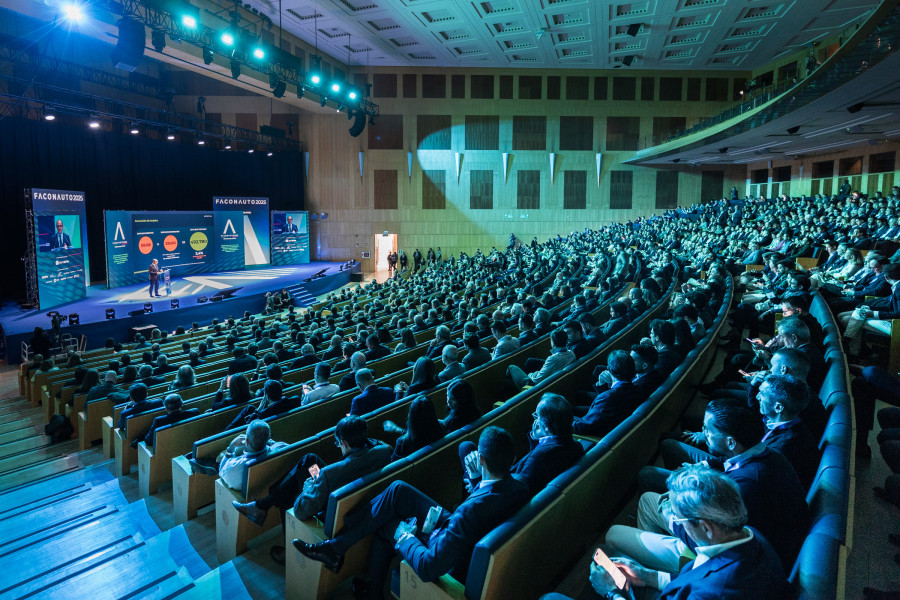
[112,19,145,72]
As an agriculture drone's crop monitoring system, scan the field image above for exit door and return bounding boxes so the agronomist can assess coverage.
[374,233,397,271]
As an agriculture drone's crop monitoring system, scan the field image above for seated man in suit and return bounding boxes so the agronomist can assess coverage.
[228,346,257,375]
[572,350,638,438]
[839,262,900,356]
[460,393,583,493]
[137,364,165,388]
[301,362,341,407]
[438,345,465,382]
[517,313,539,345]
[490,321,520,359]
[273,340,295,363]
[364,334,392,361]
[507,329,575,390]
[234,415,391,564]
[629,344,667,400]
[132,393,200,448]
[563,320,592,359]
[350,368,394,416]
[192,419,288,481]
[580,465,787,600]
[227,380,300,429]
[86,370,121,402]
[338,351,367,392]
[152,354,177,376]
[115,383,163,430]
[293,426,529,598]
[462,334,492,371]
[290,343,320,369]
[594,301,630,345]
[609,399,807,573]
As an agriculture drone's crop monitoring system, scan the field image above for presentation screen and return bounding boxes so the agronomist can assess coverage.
[31,188,89,308]
[270,211,310,265]
[105,210,244,289]
[213,196,270,267]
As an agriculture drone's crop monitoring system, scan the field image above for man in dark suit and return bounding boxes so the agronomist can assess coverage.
[756,374,819,489]
[573,350,638,437]
[115,383,163,430]
[350,369,394,416]
[225,347,254,375]
[590,465,787,600]
[132,393,200,448]
[460,394,582,493]
[629,344,666,400]
[273,340,295,363]
[235,416,391,564]
[49,219,72,250]
[293,426,528,596]
[516,314,538,345]
[461,334,492,371]
[86,370,120,402]
[148,259,160,297]
[338,352,367,392]
[152,354,177,376]
[562,320,592,359]
[137,365,165,388]
[364,334,391,361]
[284,215,299,233]
[226,380,300,429]
[595,301,629,344]
[290,344,320,369]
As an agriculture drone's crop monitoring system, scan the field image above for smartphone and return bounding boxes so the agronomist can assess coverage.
[308,464,320,479]
[738,369,751,377]
[593,548,627,590]
[226,375,232,387]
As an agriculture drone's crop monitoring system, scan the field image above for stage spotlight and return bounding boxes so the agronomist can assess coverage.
[170,298,179,309]
[68,313,80,325]
[181,14,198,29]
[230,60,241,79]
[166,129,175,140]
[61,3,85,23]
[786,125,800,135]
[197,137,206,145]
[202,48,214,64]
[220,32,235,46]
[718,147,728,154]
[143,302,153,313]
[224,138,232,149]
[320,96,328,107]
[626,23,641,37]
[248,148,255,153]
[330,82,341,93]
[105,308,116,320]
[151,30,166,53]
[272,79,286,98]
[337,102,345,112]
[347,89,358,101]
[88,114,100,128]
[267,151,273,157]
[252,47,265,60]
[847,102,864,113]
[310,74,321,85]
[130,122,139,134]
[43,108,56,121]
[297,87,305,99]
[309,55,322,85]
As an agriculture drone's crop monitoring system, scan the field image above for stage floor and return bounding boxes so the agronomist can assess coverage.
[0,262,356,360]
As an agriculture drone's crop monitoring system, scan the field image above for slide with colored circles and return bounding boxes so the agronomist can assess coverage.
[104,210,244,289]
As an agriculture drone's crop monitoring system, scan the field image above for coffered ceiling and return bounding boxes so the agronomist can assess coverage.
[250,0,880,70]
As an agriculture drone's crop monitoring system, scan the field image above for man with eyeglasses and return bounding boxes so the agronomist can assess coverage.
[232,415,390,564]
[49,219,71,250]
[605,399,806,574]
[546,465,788,600]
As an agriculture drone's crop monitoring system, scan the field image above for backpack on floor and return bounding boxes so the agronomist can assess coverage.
[45,414,74,444]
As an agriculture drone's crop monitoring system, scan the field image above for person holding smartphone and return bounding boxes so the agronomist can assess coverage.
[542,465,788,600]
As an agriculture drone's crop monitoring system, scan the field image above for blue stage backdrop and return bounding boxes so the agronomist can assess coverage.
[32,188,90,308]
[213,196,270,267]
[270,211,310,265]
[104,210,244,288]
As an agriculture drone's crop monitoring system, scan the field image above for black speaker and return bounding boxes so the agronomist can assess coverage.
[105,308,116,320]
[112,19,146,72]
[197,296,208,303]
[349,110,366,137]
[209,295,222,302]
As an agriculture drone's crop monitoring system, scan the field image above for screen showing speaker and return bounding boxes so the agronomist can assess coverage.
[31,188,89,309]
[270,211,310,265]
[105,210,244,288]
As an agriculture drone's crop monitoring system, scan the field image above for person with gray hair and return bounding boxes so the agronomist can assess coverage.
[169,365,195,390]
[338,351,368,391]
[562,465,787,600]
[426,325,453,359]
[86,370,119,402]
[217,420,288,490]
[438,344,465,382]
[153,353,176,375]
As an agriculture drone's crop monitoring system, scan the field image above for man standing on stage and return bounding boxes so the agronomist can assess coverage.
[149,259,161,297]
[50,219,71,250]
[285,215,299,233]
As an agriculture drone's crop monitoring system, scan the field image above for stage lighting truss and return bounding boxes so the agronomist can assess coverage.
[96,0,378,123]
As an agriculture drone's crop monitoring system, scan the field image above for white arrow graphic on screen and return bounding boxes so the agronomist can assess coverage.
[114,222,125,241]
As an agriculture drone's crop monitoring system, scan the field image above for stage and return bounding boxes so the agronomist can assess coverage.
[0,261,360,363]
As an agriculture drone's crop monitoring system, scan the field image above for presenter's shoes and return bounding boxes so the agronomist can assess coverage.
[232,500,267,526]
[155,294,162,297]
[269,545,286,565]
[292,539,344,573]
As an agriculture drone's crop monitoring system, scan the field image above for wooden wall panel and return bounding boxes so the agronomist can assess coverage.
[517,170,541,209]
[610,170,633,209]
[700,170,725,202]
[465,115,499,150]
[655,170,678,209]
[470,170,493,209]
[235,113,257,131]
[374,170,398,209]
[560,117,593,151]
[368,114,403,149]
[512,116,546,151]
[606,116,640,151]
[423,170,446,209]
[373,74,397,98]
[417,115,452,150]
[564,171,587,209]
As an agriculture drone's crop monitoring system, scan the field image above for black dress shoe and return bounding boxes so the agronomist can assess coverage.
[270,545,286,565]
[351,577,371,600]
[292,540,344,573]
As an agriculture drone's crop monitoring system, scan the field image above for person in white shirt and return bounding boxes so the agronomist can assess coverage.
[218,420,288,490]
[507,329,575,390]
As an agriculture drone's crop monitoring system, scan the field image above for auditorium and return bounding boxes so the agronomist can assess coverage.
[1,0,898,598]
